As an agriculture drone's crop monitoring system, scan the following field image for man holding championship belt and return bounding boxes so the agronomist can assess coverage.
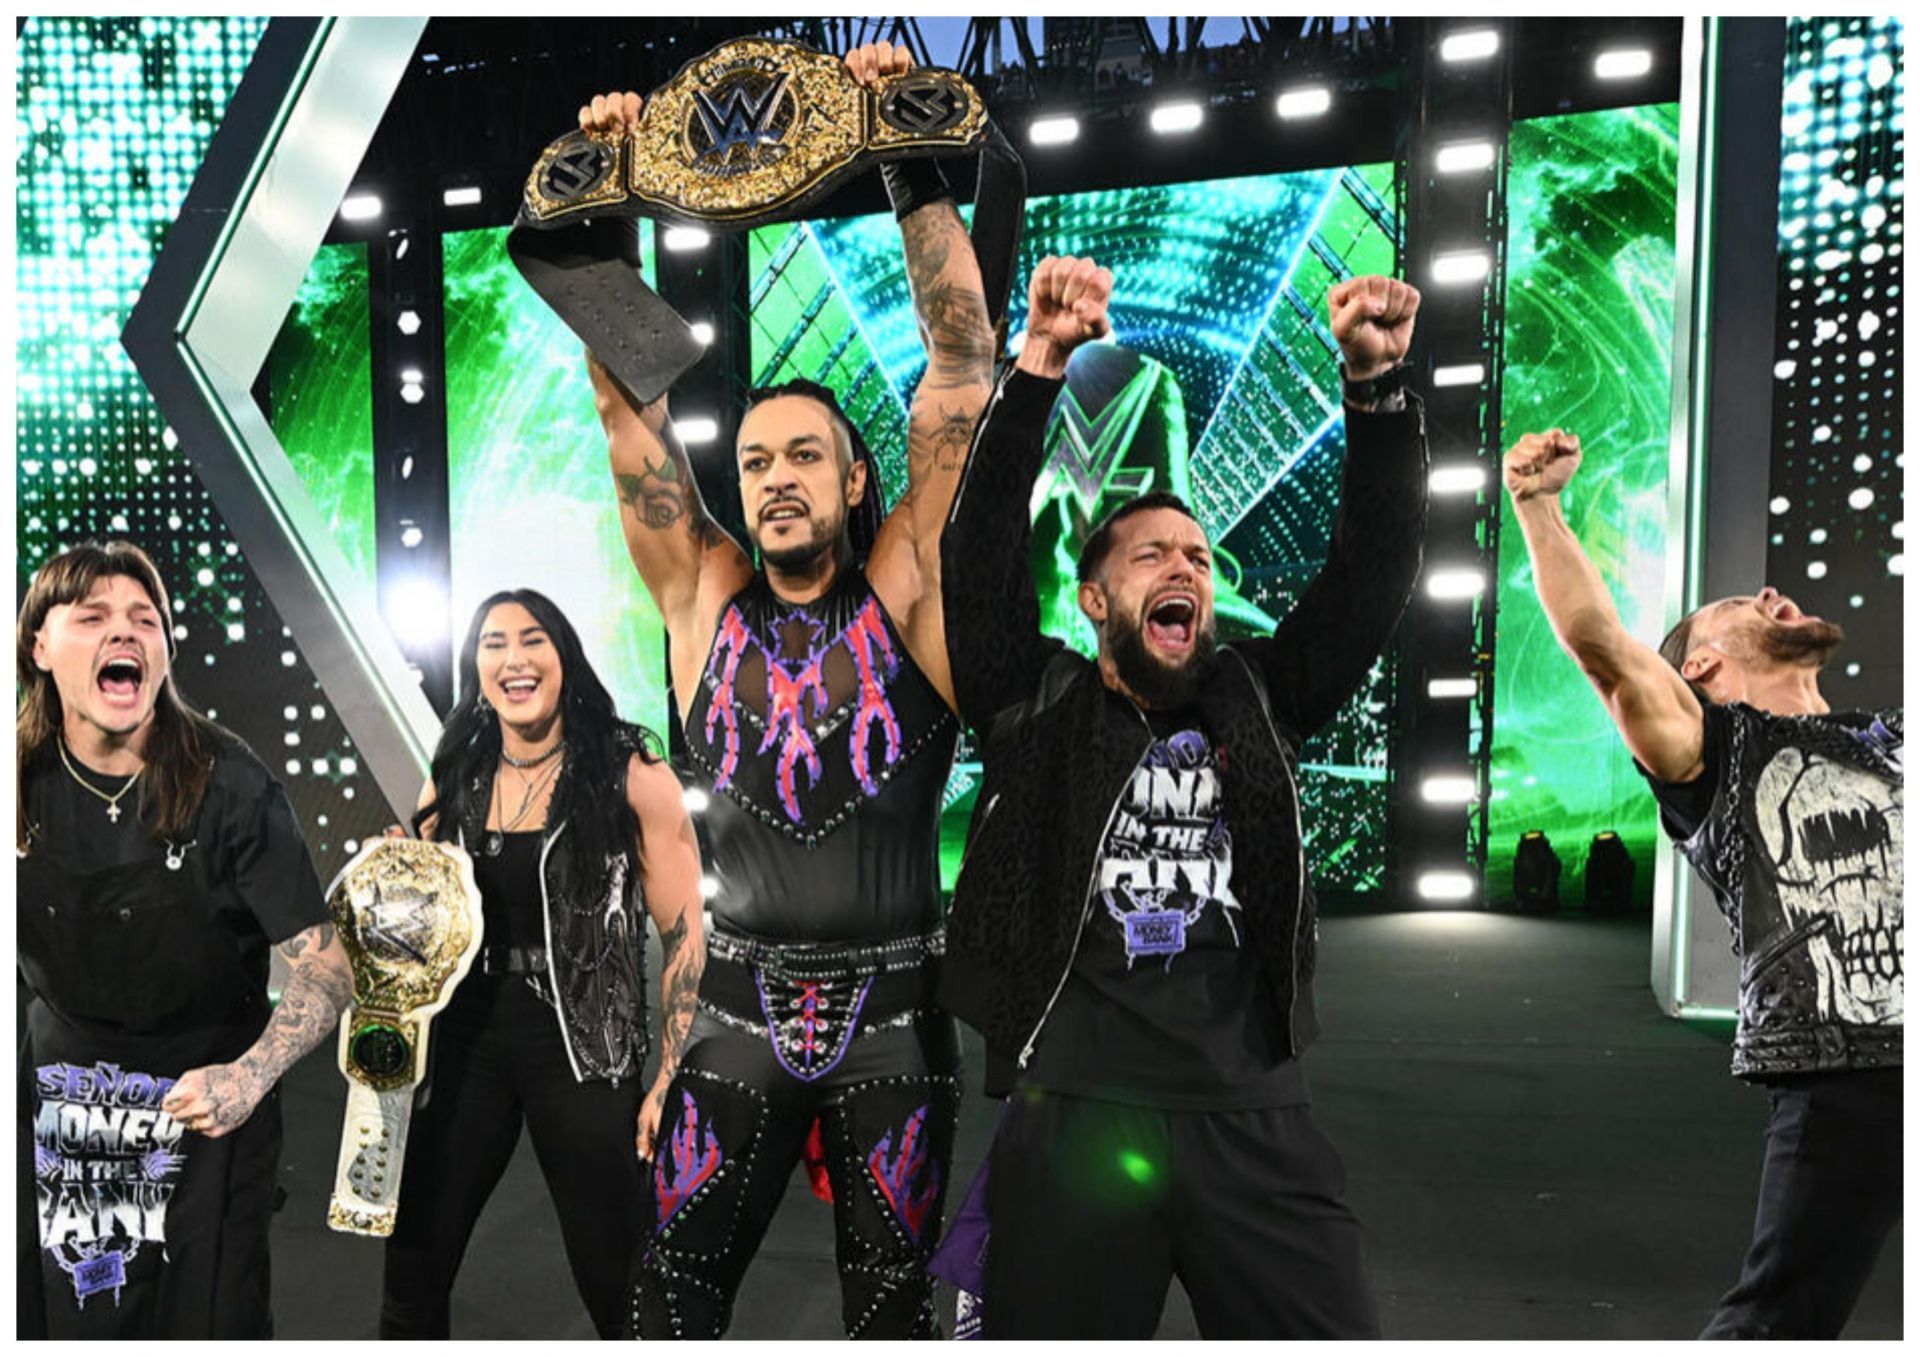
[565,42,1001,1339]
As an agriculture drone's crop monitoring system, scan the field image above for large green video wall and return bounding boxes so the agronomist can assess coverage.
[1488,104,1682,903]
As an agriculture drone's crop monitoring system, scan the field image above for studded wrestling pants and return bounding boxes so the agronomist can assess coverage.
[630,946,961,1339]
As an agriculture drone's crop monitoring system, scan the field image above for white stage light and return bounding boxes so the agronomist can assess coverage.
[1150,102,1203,135]
[1421,775,1479,805]
[1275,87,1331,119]
[699,875,722,901]
[682,787,711,814]
[690,321,715,346]
[1430,463,1487,496]
[340,193,382,221]
[400,367,423,385]
[1595,48,1654,80]
[663,226,711,252]
[1428,677,1479,700]
[678,415,719,445]
[1029,115,1080,146]
[396,309,421,336]
[1432,250,1491,285]
[1417,870,1477,902]
[1426,568,1486,600]
[386,578,449,650]
[1433,362,1486,388]
[1440,29,1500,63]
[399,381,424,405]
[442,185,483,207]
[1436,140,1495,174]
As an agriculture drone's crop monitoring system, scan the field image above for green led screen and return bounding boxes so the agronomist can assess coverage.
[268,243,376,591]
[17,17,388,874]
[1487,104,1682,903]
[752,169,1402,892]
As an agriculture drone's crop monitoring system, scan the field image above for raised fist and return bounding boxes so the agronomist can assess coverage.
[844,41,913,88]
[578,90,643,138]
[1017,255,1113,377]
[1504,430,1584,502]
[1328,275,1419,381]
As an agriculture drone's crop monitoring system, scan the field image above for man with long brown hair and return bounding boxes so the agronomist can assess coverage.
[16,540,354,1338]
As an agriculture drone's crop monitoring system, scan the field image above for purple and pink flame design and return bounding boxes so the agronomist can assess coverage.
[703,596,904,824]
[654,1089,724,1228]
[867,1105,940,1244]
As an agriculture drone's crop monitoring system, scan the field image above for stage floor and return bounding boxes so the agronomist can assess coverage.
[270,912,1903,1339]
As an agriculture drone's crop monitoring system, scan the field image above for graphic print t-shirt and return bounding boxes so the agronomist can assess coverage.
[1022,705,1304,1109]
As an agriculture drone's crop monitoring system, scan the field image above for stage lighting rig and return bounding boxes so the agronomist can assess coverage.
[1511,830,1562,914]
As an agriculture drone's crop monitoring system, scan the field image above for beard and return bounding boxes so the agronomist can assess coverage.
[1106,608,1220,709]
[1760,617,1845,667]
[754,509,843,573]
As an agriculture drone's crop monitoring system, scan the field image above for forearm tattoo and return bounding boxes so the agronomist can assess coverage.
[615,439,726,548]
[656,910,703,1079]
[900,203,994,393]
[206,924,353,1132]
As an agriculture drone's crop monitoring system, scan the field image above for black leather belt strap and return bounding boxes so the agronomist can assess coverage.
[507,36,1025,406]
[478,944,548,977]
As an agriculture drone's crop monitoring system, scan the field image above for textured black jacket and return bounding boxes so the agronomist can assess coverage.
[937,369,1427,1087]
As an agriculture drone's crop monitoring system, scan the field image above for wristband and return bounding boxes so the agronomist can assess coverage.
[880,157,954,220]
[1341,361,1409,409]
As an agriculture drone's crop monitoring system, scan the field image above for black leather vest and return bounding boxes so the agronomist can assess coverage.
[683,568,957,942]
[1679,703,1902,1078]
[455,745,649,1083]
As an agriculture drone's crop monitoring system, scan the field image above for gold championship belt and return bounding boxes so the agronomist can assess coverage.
[324,838,483,1237]
[519,37,989,228]
[507,36,1023,406]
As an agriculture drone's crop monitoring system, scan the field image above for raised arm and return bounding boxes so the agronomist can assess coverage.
[846,45,998,692]
[1243,276,1428,741]
[626,754,705,1162]
[941,256,1112,732]
[1504,430,1706,782]
[578,92,752,650]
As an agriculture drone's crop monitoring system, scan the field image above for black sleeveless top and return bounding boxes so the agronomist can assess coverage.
[683,567,957,941]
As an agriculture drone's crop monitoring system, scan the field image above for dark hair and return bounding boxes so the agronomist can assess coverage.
[414,589,662,872]
[1076,490,1202,582]
[744,379,884,560]
[16,540,218,853]
[1658,606,1718,704]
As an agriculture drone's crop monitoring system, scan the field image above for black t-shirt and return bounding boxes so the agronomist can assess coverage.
[1020,704,1306,1109]
[1641,699,1729,840]
[19,728,329,1031]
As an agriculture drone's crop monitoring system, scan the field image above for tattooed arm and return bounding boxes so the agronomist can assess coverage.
[162,923,355,1138]
[578,92,752,701]
[844,44,997,709]
[628,754,706,1161]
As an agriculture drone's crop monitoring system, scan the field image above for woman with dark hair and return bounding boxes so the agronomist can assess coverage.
[379,588,704,1339]
[16,541,353,1338]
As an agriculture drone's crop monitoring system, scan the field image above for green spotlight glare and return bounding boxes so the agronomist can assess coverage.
[1118,1150,1158,1186]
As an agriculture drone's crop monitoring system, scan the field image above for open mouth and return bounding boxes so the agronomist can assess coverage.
[97,654,145,700]
[1769,596,1807,623]
[500,676,541,704]
[760,502,807,527]
[1144,593,1197,653]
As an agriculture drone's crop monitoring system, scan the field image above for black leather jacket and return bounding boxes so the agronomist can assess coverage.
[936,370,1427,1089]
[1657,701,1902,1079]
[453,739,650,1083]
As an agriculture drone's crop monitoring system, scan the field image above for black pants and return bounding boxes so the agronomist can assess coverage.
[983,1090,1379,1339]
[1701,1067,1902,1339]
[380,974,645,1339]
[632,952,961,1339]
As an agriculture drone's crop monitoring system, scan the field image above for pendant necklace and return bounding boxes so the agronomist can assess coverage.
[486,752,563,856]
[56,738,140,825]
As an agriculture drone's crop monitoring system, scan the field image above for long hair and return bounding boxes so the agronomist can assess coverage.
[745,379,885,561]
[413,589,663,872]
[1658,608,1716,705]
[16,541,217,854]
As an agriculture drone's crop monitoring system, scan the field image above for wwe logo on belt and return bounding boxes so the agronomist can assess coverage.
[540,134,615,204]
[689,70,794,172]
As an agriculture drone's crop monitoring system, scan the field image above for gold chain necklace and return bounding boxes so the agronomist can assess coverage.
[56,739,140,824]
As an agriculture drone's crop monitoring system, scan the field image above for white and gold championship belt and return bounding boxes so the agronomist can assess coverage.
[324,838,483,1237]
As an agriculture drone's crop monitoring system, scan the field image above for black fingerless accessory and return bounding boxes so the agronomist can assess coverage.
[1340,361,1409,409]
[881,157,954,220]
